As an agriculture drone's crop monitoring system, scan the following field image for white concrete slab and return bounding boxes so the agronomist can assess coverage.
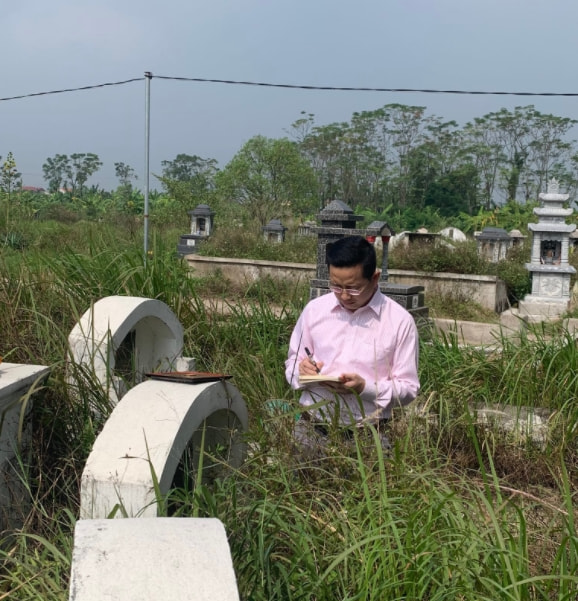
[69,518,240,601]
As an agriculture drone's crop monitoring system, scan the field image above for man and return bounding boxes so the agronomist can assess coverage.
[285,235,419,443]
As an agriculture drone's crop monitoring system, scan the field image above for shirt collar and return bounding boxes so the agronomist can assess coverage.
[329,287,384,317]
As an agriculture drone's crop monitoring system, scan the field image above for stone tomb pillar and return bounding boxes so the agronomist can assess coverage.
[519,179,576,320]
[309,199,366,299]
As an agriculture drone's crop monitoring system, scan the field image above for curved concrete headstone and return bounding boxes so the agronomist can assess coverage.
[69,518,240,601]
[80,378,248,518]
[68,296,188,403]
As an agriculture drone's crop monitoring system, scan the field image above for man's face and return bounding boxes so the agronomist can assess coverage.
[328,264,378,312]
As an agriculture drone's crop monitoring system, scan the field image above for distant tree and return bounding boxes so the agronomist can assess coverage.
[42,152,102,196]
[42,154,69,193]
[1,152,22,200]
[1,152,22,222]
[424,163,480,217]
[67,153,102,197]
[296,104,441,212]
[114,162,137,188]
[474,107,577,203]
[462,119,505,210]
[114,162,139,213]
[42,153,102,196]
[216,135,318,226]
[157,153,219,209]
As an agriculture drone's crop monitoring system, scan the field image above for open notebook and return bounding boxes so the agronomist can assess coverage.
[298,374,343,386]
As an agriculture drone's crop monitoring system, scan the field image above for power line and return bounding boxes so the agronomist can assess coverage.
[0,78,144,102]
[2,74,578,102]
[154,75,578,97]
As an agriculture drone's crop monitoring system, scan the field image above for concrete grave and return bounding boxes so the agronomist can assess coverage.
[69,518,240,601]
[68,296,193,404]
[475,227,513,262]
[80,378,248,518]
[262,218,287,242]
[0,362,50,530]
[177,203,216,256]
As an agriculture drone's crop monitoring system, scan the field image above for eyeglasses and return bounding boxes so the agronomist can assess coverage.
[329,283,368,296]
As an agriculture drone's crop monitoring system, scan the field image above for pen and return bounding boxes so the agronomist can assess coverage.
[304,347,320,373]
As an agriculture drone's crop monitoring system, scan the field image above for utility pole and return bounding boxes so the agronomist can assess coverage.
[143,71,152,261]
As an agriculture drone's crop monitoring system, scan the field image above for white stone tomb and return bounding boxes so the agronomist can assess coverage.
[519,179,576,320]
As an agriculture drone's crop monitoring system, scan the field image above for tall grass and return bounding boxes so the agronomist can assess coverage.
[0,229,576,600]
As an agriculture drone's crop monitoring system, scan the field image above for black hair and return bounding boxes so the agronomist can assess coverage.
[325,236,376,280]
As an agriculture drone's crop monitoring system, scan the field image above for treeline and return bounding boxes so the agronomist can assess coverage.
[2,103,577,233]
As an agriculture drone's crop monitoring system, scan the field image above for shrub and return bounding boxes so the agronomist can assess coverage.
[197,227,317,263]
[389,240,488,274]
[489,241,532,304]
[0,230,28,250]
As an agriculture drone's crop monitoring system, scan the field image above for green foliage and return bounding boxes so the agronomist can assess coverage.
[197,226,317,263]
[157,153,218,210]
[424,163,480,216]
[42,153,102,197]
[390,205,448,233]
[390,239,487,274]
[490,242,532,303]
[1,230,28,250]
[216,135,319,226]
[456,200,539,235]
[1,151,22,199]
[427,291,498,322]
[2,204,578,600]
[389,239,531,306]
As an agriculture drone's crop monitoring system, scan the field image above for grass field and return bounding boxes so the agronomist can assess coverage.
[0,222,576,600]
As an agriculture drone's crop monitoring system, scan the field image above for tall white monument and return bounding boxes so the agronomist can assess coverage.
[519,179,576,320]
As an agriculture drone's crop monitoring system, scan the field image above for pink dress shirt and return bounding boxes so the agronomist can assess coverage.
[285,289,420,425]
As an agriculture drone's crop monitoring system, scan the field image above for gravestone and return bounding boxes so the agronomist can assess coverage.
[0,362,50,531]
[68,296,194,404]
[438,226,467,242]
[177,203,215,256]
[262,218,287,243]
[68,295,247,600]
[309,200,365,299]
[80,377,248,519]
[475,227,512,262]
[519,179,576,320]
[297,220,316,237]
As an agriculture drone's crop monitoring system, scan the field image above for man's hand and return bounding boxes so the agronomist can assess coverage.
[299,357,325,375]
[338,372,365,395]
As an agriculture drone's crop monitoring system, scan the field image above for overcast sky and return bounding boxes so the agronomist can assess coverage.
[4,0,578,191]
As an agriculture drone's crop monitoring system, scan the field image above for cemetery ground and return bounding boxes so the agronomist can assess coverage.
[0,222,577,600]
